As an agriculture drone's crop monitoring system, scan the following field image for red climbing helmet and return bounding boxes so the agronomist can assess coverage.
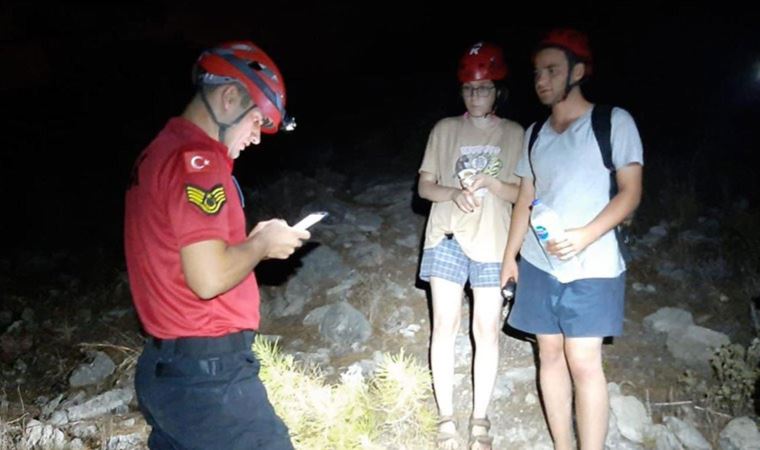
[457,41,508,83]
[194,41,290,134]
[537,28,593,76]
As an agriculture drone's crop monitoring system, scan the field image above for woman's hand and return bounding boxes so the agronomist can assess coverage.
[452,189,480,213]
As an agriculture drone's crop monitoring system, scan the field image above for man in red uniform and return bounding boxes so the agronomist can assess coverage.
[124,41,307,450]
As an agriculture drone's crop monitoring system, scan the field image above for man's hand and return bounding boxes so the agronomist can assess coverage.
[545,227,594,260]
[500,257,519,287]
[180,219,310,299]
[248,219,310,260]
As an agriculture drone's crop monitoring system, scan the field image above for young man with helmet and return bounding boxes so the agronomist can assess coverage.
[124,41,307,450]
[418,41,523,450]
[500,29,643,450]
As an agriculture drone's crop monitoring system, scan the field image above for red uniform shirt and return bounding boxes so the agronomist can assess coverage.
[124,117,260,339]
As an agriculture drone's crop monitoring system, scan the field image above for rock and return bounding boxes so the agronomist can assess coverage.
[69,438,87,449]
[292,348,331,368]
[502,366,536,384]
[609,393,652,443]
[66,388,134,421]
[315,302,372,346]
[69,351,116,387]
[492,375,514,399]
[643,307,694,334]
[49,410,68,426]
[298,245,350,287]
[344,209,383,233]
[23,419,66,449]
[69,422,99,439]
[107,432,149,450]
[347,241,385,267]
[719,416,760,450]
[41,393,64,418]
[272,278,310,317]
[664,416,711,450]
[382,305,415,334]
[656,261,689,283]
[651,423,684,450]
[352,180,413,206]
[396,234,419,248]
[639,224,668,247]
[454,334,471,368]
[666,325,730,371]
[632,282,657,294]
[399,323,421,338]
[606,410,646,449]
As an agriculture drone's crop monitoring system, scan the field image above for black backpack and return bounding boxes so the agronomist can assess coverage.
[527,104,632,261]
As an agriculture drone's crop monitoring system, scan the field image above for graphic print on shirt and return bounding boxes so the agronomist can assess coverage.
[185,184,227,215]
[454,145,503,196]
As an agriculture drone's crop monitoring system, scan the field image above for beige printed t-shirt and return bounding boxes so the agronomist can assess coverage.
[419,115,524,262]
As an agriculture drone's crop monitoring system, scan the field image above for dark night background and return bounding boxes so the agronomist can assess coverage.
[1,1,759,266]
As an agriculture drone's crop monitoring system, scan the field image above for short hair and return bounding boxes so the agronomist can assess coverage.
[199,81,253,108]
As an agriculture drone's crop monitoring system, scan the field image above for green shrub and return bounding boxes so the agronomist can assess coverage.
[680,338,760,415]
[253,337,435,449]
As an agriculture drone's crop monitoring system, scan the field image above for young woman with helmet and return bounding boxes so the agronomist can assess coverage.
[417,41,524,450]
[501,28,643,450]
[125,41,307,450]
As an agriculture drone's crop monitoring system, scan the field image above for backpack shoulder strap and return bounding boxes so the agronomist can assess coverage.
[591,104,616,195]
[591,104,614,172]
[592,104,632,261]
[527,117,547,187]
[528,118,545,155]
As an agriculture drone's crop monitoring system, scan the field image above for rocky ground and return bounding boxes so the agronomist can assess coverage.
[1,166,759,449]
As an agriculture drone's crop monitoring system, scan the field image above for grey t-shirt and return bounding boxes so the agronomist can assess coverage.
[515,105,644,280]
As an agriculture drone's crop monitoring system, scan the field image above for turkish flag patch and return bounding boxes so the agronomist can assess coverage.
[183,151,214,173]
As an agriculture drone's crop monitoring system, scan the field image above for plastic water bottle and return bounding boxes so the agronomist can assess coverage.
[530,199,582,282]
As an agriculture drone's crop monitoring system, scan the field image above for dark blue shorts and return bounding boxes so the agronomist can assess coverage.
[135,331,293,450]
[507,259,626,338]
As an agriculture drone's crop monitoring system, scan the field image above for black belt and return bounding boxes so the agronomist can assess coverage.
[149,330,255,356]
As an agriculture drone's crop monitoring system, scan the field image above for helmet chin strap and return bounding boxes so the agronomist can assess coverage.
[560,75,581,102]
[200,89,255,144]
[560,57,584,102]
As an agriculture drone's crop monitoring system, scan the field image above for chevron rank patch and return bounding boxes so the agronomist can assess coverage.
[185,184,227,215]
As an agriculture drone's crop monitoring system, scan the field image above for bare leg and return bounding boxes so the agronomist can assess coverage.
[469,286,502,449]
[471,287,502,418]
[536,334,573,450]
[565,337,607,450]
[430,277,464,448]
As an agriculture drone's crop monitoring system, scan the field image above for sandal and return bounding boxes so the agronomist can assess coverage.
[436,415,460,449]
[468,416,493,450]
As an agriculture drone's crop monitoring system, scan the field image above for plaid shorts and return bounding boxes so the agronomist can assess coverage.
[419,234,501,288]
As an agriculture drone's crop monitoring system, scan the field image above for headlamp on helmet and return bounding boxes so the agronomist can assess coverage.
[194,41,293,133]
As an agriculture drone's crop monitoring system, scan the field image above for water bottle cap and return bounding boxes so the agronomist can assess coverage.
[531,199,541,206]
